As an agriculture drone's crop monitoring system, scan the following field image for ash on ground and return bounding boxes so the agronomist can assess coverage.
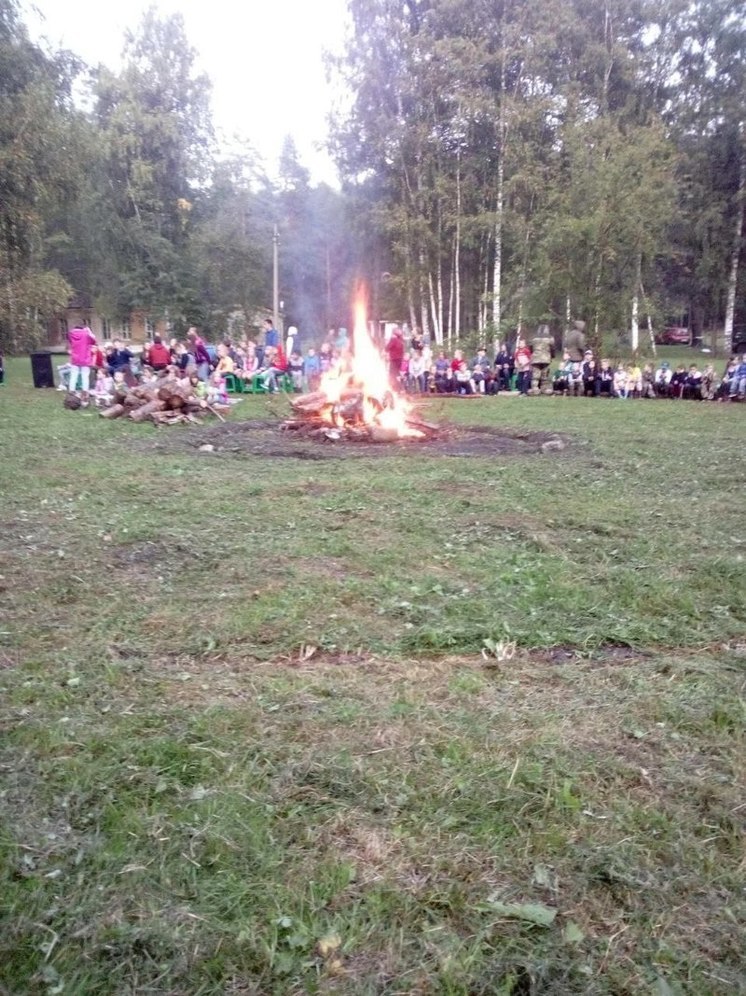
[148,418,572,461]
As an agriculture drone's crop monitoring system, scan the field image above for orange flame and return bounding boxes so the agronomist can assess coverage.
[318,292,423,438]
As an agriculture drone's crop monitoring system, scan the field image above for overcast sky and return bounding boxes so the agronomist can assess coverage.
[23,0,349,185]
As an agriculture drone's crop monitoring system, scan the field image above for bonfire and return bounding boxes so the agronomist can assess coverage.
[283,298,439,442]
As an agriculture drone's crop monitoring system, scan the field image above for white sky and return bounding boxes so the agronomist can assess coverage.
[23,0,349,185]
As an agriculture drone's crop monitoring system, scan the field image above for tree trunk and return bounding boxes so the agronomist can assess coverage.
[639,280,657,357]
[447,235,456,350]
[454,155,462,341]
[724,131,745,355]
[591,259,603,355]
[418,253,430,341]
[492,47,507,332]
[435,201,444,344]
[480,230,491,334]
[515,223,532,338]
[492,181,504,333]
[428,269,440,344]
[631,250,641,354]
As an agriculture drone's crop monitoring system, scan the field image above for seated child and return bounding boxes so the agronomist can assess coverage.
[654,361,672,396]
[715,359,736,399]
[729,353,746,399]
[215,344,235,376]
[454,360,476,395]
[56,360,72,391]
[470,349,492,394]
[552,353,573,394]
[582,358,597,396]
[700,364,716,400]
[92,368,114,407]
[640,363,656,398]
[189,372,207,400]
[597,360,614,396]
[627,363,642,397]
[408,351,427,393]
[568,361,584,396]
[304,348,321,391]
[669,364,688,398]
[111,370,127,396]
[683,364,703,400]
[288,351,304,391]
[613,364,629,398]
[206,371,228,405]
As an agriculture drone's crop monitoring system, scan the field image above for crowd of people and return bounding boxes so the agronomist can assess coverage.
[58,319,320,407]
[57,318,746,407]
[382,331,746,401]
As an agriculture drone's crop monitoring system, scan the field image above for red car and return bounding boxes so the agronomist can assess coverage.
[655,326,690,345]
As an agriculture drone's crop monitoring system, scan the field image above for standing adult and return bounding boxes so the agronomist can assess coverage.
[187,327,211,381]
[385,327,405,389]
[285,325,299,358]
[529,326,554,393]
[565,320,586,362]
[264,318,280,349]
[67,322,97,402]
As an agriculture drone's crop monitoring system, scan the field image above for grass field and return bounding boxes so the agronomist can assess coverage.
[0,356,744,995]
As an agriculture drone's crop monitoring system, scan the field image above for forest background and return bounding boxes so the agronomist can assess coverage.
[0,0,744,357]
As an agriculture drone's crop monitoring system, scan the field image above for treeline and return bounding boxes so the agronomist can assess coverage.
[0,0,359,351]
[331,0,745,352]
[1,0,743,355]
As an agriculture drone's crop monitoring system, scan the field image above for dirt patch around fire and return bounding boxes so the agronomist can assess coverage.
[148,417,572,460]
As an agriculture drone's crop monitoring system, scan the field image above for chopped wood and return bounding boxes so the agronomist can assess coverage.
[99,404,125,419]
[129,399,166,423]
[205,403,226,423]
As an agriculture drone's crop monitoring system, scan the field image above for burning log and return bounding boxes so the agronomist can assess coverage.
[405,416,440,438]
[282,293,442,443]
[291,390,329,409]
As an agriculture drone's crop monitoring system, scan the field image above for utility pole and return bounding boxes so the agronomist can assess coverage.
[273,224,280,331]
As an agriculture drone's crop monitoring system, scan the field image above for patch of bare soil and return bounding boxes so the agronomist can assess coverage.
[146,418,572,461]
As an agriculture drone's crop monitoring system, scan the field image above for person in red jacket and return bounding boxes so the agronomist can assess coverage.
[385,327,404,389]
[145,335,171,371]
[257,344,288,392]
[90,343,106,370]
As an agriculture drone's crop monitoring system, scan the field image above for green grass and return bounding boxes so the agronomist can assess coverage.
[0,356,744,994]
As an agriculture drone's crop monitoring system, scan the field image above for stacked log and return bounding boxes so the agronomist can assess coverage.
[98,379,228,426]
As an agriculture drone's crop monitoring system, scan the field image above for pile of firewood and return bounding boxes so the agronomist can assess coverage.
[282,388,439,442]
[99,381,227,426]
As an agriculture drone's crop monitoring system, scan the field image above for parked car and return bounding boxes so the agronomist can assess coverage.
[655,326,690,345]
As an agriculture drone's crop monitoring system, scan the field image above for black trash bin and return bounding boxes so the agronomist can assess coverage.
[30,350,55,388]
